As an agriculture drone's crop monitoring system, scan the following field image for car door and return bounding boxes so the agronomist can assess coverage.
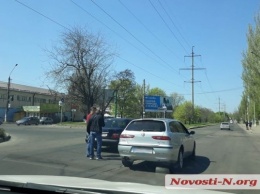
[175,121,193,157]
[168,121,183,161]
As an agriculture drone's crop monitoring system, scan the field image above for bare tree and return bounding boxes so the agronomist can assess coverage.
[170,92,185,110]
[45,27,115,114]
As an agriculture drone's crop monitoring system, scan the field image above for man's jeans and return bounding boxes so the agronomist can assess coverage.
[89,131,102,158]
[85,133,91,157]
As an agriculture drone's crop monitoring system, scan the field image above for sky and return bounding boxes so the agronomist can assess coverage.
[1,0,260,113]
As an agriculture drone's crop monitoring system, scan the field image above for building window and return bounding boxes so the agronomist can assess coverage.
[21,96,27,101]
[0,94,7,99]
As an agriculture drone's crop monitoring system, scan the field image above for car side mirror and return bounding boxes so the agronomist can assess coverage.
[190,131,195,135]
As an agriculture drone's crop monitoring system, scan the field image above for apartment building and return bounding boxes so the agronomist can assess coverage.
[0,81,82,122]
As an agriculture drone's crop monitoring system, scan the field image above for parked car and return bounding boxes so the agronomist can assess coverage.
[39,117,53,125]
[220,122,230,130]
[101,118,133,148]
[118,118,196,173]
[16,117,39,126]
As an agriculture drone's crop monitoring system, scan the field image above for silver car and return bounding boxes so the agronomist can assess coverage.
[118,118,196,173]
[220,122,230,130]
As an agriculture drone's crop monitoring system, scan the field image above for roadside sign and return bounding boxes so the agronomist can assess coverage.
[144,95,173,112]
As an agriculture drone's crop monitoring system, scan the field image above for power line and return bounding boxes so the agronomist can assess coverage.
[70,0,173,73]
[148,0,189,54]
[14,0,191,94]
[181,86,243,95]
[118,0,182,61]
[157,0,191,49]
[15,0,70,31]
[116,55,185,89]
[90,0,180,74]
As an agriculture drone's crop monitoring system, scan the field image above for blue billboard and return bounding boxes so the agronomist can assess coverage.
[144,95,173,112]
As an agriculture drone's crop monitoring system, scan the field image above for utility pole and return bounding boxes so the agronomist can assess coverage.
[4,64,18,122]
[218,97,221,113]
[222,103,226,121]
[180,47,204,123]
[142,79,145,118]
[114,90,118,118]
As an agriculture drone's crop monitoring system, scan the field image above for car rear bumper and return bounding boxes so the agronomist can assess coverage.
[118,144,178,163]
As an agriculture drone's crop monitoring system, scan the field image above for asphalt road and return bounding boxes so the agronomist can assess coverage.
[1,123,260,194]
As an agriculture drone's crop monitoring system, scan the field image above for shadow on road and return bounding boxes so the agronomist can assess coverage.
[181,155,211,174]
[127,155,211,174]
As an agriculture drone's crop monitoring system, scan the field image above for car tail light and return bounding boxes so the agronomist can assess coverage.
[120,134,135,138]
[111,133,120,139]
[152,136,171,140]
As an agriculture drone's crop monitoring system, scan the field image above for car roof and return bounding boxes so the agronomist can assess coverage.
[130,118,179,123]
[105,118,133,121]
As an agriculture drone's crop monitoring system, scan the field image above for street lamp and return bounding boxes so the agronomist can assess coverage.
[4,64,18,122]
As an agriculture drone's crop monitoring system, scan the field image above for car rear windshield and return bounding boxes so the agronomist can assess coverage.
[104,119,129,128]
[222,122,229,125]
[125,120,165,132]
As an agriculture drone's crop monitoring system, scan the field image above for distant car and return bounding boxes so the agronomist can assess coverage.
[118,118,196,173]
[39,117,53,125]
[16,117,39,126]
[100,118,133,148]
[220,122,230,130]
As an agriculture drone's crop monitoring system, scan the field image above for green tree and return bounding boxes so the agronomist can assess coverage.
[148,87,166,96]
[173,101,193,124]
[241,12,260,123]
[197,107,215,123]
[109,69,137,118]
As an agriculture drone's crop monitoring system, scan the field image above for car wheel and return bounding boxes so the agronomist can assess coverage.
[169,148,184,173]
[122,157,133,167]
[177,149,184,169]
[220,128,222,130]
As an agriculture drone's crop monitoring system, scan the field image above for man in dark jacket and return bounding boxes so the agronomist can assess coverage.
[87,108,105,160]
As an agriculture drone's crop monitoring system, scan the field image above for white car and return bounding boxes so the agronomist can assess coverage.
[118,118,196,173]
[220,122,230,130]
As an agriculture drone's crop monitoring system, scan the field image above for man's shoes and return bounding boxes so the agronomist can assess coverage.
[96,157,103,160]
[89,157,93,160]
